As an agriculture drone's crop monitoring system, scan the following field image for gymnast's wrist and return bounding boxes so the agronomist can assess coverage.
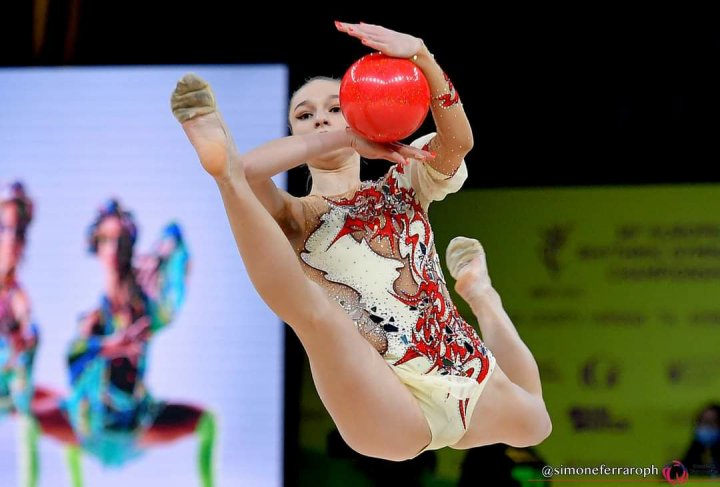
[410,41,434,65]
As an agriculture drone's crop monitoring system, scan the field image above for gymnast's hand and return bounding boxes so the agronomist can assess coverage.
[102,335,143,361]
[335,21,423,59]
[102,318,150,361]
[124,317,151,343]
[346,128,434,166]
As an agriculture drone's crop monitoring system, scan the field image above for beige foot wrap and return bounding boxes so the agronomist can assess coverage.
[171,73,217,123]
[445,236,484,280]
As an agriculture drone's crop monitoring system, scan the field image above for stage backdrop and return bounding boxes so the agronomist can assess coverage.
[0,66,286,487]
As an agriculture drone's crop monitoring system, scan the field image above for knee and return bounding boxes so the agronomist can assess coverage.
[530,410,553,445]
[354,444,420,462]
[509,407,552,448]
[341,431,422,462]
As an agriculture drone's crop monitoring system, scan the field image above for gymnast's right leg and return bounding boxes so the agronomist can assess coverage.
[172,74,431,460]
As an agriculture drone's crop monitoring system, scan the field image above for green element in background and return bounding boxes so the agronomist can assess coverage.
[432,186,720,479]
[512,465,545,486]
[197,411,217,487]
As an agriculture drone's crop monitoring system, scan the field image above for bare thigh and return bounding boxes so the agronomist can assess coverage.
[450,363,551,449]
[299,283,432,461]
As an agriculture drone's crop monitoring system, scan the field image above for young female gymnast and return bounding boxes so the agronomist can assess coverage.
[171,21,551,460]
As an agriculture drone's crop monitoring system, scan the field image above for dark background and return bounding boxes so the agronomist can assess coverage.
[4,4,719,188]
[3,3,718,484]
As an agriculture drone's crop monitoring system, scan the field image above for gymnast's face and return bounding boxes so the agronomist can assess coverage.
[289,79,355,167]
[96,215,128,273]
[0,203,21,277]
[289,79,345,135]
[699,408,719,428]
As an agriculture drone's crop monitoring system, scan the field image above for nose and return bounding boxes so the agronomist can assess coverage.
[314,115,330,128]
[101,237,120,253]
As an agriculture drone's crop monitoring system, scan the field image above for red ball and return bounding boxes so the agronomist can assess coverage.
[340,53,431,143]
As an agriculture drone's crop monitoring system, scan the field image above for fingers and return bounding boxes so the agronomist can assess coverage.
[336,20,366,34]
[391,142,436,161]
[360,38,388,51]
[387,151,407,166]
[359,142,407,166]
[355,22,386,35]
[343,27,367,42]
[335,21,396,57]
[130,320,150,335]
[119,343,143,360]
[128,319,151,340]
[335,21,383,41]
[358,22,386,32]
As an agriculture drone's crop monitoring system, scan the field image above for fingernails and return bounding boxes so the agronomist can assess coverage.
[334,21,342,29]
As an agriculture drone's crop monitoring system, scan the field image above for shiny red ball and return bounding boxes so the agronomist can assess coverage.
[340,53,431,143]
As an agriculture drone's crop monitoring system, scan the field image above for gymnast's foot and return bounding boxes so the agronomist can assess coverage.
[446,236,493,305]
[171,73,241,179]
